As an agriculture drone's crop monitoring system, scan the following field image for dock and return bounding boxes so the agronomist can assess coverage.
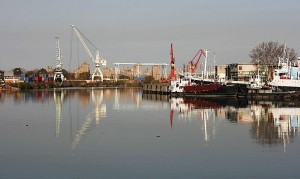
[142,82,170,95]
[238,89,300,100]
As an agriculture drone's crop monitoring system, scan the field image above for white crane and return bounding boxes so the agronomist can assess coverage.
[71,24,107,82]
[54,36,65,82]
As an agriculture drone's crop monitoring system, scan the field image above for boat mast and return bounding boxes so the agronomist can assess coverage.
[204,49,209,79]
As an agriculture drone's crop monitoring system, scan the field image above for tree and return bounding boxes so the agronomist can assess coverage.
[250,41,297,66]
[144,75,155,83]
[38,68,48,74]
[13,68,22,76]
[62,69,75,80]
[78,72,91,80]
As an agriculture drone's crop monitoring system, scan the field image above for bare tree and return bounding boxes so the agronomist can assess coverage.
[250,41,297,66]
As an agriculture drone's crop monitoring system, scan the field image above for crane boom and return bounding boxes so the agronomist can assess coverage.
[188,49,206,73]
[71,24,106,81]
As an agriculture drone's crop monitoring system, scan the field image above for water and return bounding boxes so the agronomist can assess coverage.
[1,88,300,179]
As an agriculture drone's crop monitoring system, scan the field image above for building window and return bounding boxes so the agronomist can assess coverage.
[239,66,242,70]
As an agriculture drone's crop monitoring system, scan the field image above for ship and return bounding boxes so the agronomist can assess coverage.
[268,56,300,91]
[170,74,239,97]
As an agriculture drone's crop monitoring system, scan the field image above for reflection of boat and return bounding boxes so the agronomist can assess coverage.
[270,108,300,128]
[169,97,222,142]
[0,85,20,91]
[269,107,300,152]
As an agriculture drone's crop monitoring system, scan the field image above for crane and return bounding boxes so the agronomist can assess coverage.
[168,43,176,79]
[54,37,65,82]
[188,49,206,74]
[71,24,107,82]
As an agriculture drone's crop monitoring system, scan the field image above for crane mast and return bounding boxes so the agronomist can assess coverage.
[54,37,65,82]
[168,43,176,79]
[71,24,106,82]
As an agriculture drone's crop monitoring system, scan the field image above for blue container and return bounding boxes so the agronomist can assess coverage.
[134,77,145,81]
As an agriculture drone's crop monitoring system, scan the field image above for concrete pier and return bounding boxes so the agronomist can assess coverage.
[142,82,170,94]
[238,89,300,101]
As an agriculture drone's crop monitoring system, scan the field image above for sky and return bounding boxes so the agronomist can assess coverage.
[0,0,299,71]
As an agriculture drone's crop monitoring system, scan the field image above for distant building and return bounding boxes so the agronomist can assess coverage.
[102,67,114,79]
[133,64,142,78]
[74,60,90,79]
[3,70,21,83]
[226,63,256,81]
[215,65,227,81]
[46,66,55,74]
[143,68,151,77]
[152,65,161,80]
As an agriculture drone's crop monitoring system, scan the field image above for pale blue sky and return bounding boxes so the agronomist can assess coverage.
[0,0,299,71]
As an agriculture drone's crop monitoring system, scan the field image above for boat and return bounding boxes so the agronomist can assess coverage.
[268,56,300,91]
[170,74,238,97]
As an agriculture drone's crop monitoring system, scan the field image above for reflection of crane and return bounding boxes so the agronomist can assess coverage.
[188,49,206,74]
[71,25,107,81]
[92,89,106,124]
[54,37,65,82]
[71,89,106,150]
[54,89,65,137]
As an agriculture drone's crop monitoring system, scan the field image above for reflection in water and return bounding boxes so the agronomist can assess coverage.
[54,89,65,137]
[147,94,300,151]
[114,88,143,110]
[250,104,300,153]
[1,89,300,153]
[169,97,225,142]
[71,89,106,150]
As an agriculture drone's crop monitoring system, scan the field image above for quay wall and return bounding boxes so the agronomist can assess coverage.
[142,82,170,94]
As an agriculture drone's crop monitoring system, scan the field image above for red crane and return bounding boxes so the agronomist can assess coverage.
[168,43,176,79]
[188,49,206,73]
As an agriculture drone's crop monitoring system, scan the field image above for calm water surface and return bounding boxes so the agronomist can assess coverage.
[0,88,300,179]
